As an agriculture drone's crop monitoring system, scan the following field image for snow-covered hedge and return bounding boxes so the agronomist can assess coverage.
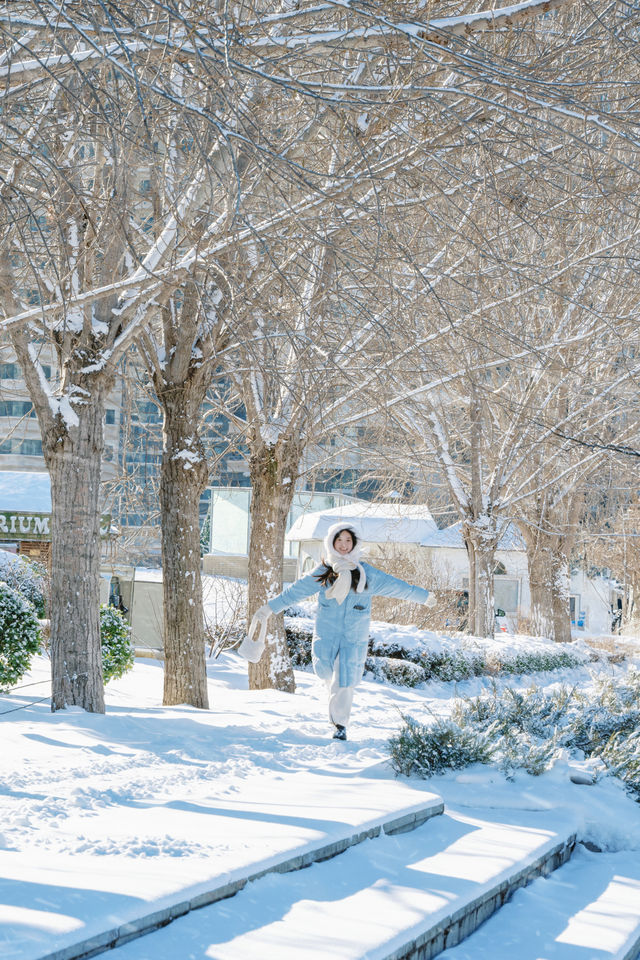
[100,605,135,683]
[368,630,590,682]
[285,620,313,667]
[389,668,640,801]
[282,605,590,686]
[0,582,42,691]
[366,656,425,687]
[0,550,47,617]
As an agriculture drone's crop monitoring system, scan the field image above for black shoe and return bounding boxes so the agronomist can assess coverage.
[332,724,347,741]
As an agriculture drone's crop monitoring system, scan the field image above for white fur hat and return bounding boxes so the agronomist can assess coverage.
[323,521,361,560]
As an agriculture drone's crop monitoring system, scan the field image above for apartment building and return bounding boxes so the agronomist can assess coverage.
[0,357,121,477]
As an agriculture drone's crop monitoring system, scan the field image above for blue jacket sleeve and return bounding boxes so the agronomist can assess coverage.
[267,567,323,614]
[369,567,431,604]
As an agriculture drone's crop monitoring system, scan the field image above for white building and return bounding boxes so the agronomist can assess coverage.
[285,504,616,637]
[203,487,361,579]
[418,521,529,622]
[287,501,440,574]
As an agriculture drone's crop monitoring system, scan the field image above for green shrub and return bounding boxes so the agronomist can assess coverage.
[369,634,584,685]
[600,731,640,800]
[500,651,581,675]
[421,650,482,681]
[100,604,134,683]
[497,728,561,780]
[392,670,640,801]
[366,656,426,687]
[0,581,41,691]
[0,552,47,616]
[389,715,494,777]
[453,684,575,740]
[285,623,313,667]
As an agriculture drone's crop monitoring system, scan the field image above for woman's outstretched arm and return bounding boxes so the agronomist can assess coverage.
[267,567,324,614]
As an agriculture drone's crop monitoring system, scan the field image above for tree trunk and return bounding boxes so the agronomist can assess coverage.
[520,524,556,639]
[551,551,572,643]
[464,387,496,637]
[474,540,496,637]
[527,546,556,639]
[247,438,300,692]
[519,489,581,642]
[159,399,209,708]
[463,517,498,638]
[45,405,106,713]
[464,537,477,634]
[622,583,636,630]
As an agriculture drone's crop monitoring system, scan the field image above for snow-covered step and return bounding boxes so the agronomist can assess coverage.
[101,806,577,960]
[34,790,444,960]
[439,843,640,960]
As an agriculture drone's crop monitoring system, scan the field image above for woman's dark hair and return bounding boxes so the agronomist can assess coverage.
[314,528,362,590]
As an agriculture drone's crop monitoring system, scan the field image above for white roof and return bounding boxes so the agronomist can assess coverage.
[0,470,51,512]
[286,502,438,545]
[419,521,526,552]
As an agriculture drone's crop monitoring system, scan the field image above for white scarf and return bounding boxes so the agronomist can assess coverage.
[323,543,367,605]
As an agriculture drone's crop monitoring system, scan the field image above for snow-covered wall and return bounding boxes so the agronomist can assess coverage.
[569,570,614,635]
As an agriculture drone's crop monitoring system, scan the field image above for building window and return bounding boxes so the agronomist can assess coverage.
[0,362,50,380]
[494,577,520,614]
[105,409,116,425]
[0,438,43,456]
[0,401,36,417]
[570,595,584,627]
[19,439,43,456]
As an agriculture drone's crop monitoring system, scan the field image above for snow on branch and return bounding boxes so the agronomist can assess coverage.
[249,0,572,50]
[0,0,572,82]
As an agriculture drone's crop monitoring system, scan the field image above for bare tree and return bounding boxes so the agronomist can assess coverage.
[138,273,230,708]
[1,0,638,705]
[227,242,381,692]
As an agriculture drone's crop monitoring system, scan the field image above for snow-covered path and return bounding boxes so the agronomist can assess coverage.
[108,804,578,960]
[0,655,447,960]
[2,648,640,960]
[440,846,640,960]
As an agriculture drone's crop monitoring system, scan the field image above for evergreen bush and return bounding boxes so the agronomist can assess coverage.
[601,731,640,800]
[100,604,135,683]
[389,715,493,777]
[365,656,425,687]
[421,650,482,681]
[285,623,313,667]
[0,551,47,616]
[0,581,42,691]
[391,669,640,802]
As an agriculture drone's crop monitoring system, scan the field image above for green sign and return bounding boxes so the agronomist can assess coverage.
[0,511,112,541]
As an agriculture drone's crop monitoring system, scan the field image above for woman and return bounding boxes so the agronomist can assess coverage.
[247,521,436,741]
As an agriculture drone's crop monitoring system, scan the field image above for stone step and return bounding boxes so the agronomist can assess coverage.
[100,806,577,960]
[37,792,444,960]
[439,842,640,960]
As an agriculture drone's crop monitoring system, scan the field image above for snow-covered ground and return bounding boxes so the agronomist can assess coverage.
[2,637,640,960]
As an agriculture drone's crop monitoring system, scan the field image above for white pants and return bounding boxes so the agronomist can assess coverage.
[327,656,355,727]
